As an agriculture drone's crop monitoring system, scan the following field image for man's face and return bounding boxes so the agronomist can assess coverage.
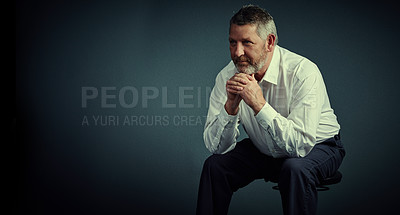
[229,24,268,75]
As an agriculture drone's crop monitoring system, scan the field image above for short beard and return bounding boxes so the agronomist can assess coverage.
[234,48,268,75]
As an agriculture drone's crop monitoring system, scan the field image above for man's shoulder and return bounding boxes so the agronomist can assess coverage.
[278,46,320,81]
[278,46,316,68]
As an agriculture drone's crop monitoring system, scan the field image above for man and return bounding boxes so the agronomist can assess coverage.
[196,5,345,215]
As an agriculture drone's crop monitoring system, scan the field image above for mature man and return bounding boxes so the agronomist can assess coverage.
[196,5,345,215]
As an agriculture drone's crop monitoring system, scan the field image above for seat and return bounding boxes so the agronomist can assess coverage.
[271,171,342,191]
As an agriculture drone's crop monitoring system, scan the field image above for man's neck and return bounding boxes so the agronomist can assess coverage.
[254,46,275,82]
[254,70,266,82]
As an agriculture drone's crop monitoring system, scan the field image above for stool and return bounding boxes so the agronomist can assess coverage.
[271,171,342,191]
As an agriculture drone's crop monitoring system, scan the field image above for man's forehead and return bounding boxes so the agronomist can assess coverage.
[229,24,259,39]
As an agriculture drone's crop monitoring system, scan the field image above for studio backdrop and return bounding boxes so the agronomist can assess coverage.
[16,0,400,214]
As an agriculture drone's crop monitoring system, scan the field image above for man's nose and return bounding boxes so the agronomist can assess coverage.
[234,43,245,57]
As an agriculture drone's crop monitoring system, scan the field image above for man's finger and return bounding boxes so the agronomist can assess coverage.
[226,87,242,94]
[234,73,252,79]
[226,84,243,91]
[231,76,249,85]
[249,74,256,81]
[227,80,246,87]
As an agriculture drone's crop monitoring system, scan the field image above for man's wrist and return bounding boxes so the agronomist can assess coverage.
[225,101,240,115]
[252,99,266,115]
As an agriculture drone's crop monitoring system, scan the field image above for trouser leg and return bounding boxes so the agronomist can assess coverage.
[196,138,273,215]
[278,138,345,215]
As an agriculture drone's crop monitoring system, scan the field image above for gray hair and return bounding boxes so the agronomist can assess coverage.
[230,5,278,45]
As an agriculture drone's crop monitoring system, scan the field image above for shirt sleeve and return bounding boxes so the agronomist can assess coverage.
[255,61,325,157]
[203,72,240,154]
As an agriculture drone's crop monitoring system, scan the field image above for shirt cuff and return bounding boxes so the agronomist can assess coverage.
[218,105,239,128]
[255,102,278,127]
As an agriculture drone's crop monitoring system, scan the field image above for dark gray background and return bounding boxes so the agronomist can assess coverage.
[16,0,400,214]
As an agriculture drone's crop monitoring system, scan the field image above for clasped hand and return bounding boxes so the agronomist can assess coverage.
[225,73,266,115]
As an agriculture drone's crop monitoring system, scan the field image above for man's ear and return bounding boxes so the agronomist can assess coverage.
[265,34,276,52]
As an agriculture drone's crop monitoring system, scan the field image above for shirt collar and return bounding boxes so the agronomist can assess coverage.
[261,45,280,85]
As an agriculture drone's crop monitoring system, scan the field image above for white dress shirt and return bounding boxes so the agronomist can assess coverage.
[203,46,340,158]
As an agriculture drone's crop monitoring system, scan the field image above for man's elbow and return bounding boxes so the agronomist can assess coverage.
[204,137,221,154]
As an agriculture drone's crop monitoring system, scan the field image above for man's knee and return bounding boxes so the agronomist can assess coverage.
[281,159,304,173]
[203,154,225,174]
[280,159,316,183]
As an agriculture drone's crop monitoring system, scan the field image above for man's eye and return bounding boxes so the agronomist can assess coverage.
[243,41,252,45]
[229,41,237,46]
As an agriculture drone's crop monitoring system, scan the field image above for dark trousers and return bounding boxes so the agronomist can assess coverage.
[196,136,345,215]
